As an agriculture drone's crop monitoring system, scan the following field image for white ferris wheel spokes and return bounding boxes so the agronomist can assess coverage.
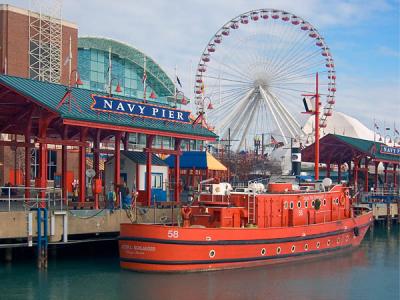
[194,9,336,151]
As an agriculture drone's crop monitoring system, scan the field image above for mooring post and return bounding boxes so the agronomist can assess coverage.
[33,208,48,269]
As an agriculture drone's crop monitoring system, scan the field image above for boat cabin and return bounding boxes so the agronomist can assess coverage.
[186,181,351,229]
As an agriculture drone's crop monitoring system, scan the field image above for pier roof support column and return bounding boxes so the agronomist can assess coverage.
[37,114,54,206]
[114,132,122,207]
[394,164,398,188]
[374,161,379,190]
[364,158,370,192]
[24,115,32,200]
[62,126,68,204]
[353,158,360,192]
[93,129,101,209]
[79,128,88,203]
[326,162,331,178]
[384,162,388,187]
[337,163,342,183]
[174,139,182,204]
[146,135,154,206]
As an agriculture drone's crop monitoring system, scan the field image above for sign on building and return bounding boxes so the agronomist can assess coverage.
[90,95,191,123]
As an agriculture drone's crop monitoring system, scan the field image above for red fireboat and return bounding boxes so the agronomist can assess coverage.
[118,73,373,272]
[119,179,372,272]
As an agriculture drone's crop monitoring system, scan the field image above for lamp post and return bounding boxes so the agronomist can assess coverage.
[384,135,393,146]
[174,91,187,108]
[109,77,122,96]
[56,69,83,112]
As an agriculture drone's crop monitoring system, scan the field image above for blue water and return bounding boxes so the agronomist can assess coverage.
[0,224,398,300]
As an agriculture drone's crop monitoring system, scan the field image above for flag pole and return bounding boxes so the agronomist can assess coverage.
[108,46,112,95]
[143,56,147,101]
[373,117,376,142]
[69,35,72,85]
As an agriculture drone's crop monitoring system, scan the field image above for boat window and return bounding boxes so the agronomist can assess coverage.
[311,200,315,207]
[337,237,340,244]
[304,243,309,251]
[276,247,281,254]
[261,248,266,256]
[316,242,320,248]
[335,198,339,205]
[284,201,288,209]
[305,201,308,208]
[297,201,301,208]
[291,245,296,253]
[209,249,216,258]
[290,202,294,209]
[327,240,331,246]
[323,199,326,206]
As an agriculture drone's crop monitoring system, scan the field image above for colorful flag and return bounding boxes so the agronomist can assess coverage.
[176,76,182,88]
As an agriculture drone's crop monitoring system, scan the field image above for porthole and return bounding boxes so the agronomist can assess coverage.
[316,242,320,249]
[289,202,294,209]
[277,247,281,254]
[261,248,266,256]
[304,243,309,251]
[305,201,308,208]
[327,240,331,246]
[337,237,340,244]
[284,201,288,209]
[291,245,296,253]
[335,198,339,205]
[297,201,301,208]
[209,249,216,258]
[311,200,315,207]
[323,199,326,206]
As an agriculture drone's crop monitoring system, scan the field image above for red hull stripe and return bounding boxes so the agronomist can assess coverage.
[119,223,369,246]
[120,245,352,265]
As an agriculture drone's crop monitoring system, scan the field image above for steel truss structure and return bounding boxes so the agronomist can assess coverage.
[29,0,63,83]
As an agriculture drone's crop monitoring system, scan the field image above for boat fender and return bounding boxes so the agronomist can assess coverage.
[353,226,360,236]
[340,195,346,206]
[314,199,321,210]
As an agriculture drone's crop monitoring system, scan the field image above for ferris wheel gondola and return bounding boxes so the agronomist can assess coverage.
[194,9,336,151]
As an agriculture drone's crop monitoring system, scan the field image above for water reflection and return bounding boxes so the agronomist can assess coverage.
[0,225,398,300]
[119,249,369,300]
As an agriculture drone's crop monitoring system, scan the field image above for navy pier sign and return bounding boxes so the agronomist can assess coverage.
[90,95,191,123]
[380,145,400,156]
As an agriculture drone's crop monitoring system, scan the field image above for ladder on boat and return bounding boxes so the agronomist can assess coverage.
[247,192,256,224]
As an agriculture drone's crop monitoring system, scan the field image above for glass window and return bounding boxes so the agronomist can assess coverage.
[47,150,57,180]
[151,173,163,189]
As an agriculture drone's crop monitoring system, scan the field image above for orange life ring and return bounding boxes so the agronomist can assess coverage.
[340,195,346,206]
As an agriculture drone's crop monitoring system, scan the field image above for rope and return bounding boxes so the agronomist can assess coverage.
[68,209,106,219]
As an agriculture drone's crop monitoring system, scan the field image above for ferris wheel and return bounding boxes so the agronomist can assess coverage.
[194,9,336,151]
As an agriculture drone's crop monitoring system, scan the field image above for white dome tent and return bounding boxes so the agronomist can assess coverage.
[303,111,375,142]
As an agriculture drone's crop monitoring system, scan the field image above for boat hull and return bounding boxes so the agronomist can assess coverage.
[119,212,372,272]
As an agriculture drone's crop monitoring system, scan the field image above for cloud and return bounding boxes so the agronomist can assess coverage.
[378,46,400,58]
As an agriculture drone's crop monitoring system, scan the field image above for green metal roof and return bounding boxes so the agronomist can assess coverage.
[0,74,217,139]
[332,134,400,162]
[121,151,167,166]
[78,37,175,98]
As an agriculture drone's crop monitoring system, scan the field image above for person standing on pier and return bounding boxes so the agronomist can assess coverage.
[107,185,116,213]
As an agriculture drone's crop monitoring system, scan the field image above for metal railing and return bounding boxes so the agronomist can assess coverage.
[0,186,65,212]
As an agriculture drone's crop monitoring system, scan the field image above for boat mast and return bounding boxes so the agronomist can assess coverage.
[314,73,320,180]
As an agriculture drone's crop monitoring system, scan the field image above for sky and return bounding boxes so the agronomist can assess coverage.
[7,0,400,131]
